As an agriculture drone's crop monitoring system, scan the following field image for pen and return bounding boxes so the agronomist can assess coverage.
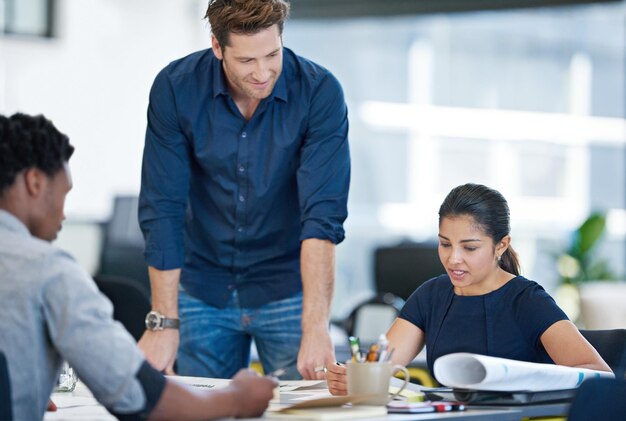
[384,347,395,362]
[268,368,286,378]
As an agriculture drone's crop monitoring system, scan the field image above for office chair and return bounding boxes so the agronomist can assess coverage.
[580,329,626,378]
[568,377,626,421]
[374,241,443,300]
[0,350,12,421]
[98,195,151,293]
[94,275,151,341]
[340,293,404,345]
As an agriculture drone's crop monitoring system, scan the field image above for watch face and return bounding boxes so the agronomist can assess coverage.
[145,311,162,330]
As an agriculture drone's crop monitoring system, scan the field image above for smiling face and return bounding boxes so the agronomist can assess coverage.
[438,214,510,295]
[212,25,283,102]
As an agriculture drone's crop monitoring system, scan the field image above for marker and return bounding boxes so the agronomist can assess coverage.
[348,336,360,362]
[377,334,389,362]
[366,343,379,362]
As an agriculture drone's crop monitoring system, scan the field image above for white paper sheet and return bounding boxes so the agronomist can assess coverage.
[165,375,231,389]
[434,352,614,392]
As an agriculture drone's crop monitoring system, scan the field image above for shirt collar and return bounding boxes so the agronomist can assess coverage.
[0,209,31,238]
[210,49,288,103]
[211,53,229,98]
[272,68,288,103]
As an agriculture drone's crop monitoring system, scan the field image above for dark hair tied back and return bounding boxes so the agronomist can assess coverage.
[439,183,520,275]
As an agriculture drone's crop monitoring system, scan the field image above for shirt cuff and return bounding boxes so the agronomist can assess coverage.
[300,220,345,245]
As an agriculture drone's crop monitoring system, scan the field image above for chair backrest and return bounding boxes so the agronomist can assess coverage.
[0,350,12,420]
[568,377,626,421]
[343,293,403,345]
[94,275,151,341]
[580,329,626,378]
[98,196,150,292]
[374,241,443,300]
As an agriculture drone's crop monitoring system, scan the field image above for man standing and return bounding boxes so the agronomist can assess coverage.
[138,0,350,380]
[0,113,276,420]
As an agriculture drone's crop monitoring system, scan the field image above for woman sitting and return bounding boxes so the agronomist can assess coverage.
[327,183,611,395]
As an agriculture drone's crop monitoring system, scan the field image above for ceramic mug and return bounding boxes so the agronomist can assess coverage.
[346,361,410,405]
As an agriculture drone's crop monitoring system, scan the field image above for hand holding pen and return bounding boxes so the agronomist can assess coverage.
[325,361,347,396]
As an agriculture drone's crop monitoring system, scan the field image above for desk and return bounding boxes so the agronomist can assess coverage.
[45,377,568,421]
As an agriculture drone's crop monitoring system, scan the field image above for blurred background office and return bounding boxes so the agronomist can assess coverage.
[1,0,624,331]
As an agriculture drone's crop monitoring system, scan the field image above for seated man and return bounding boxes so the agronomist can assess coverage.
[0,113,277,420]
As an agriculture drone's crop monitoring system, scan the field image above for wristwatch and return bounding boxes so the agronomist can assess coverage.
[145,310,180,331]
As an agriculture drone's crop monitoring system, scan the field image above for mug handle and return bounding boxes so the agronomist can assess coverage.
[389,364,410,400]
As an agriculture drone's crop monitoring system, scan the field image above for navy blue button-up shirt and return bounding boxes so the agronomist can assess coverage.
[139,47,350,308]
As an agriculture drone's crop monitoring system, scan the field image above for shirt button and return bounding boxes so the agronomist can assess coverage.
[241,132,247,138]
[237,227,243,233]
[238,165,245,173]
[239,195,245,202]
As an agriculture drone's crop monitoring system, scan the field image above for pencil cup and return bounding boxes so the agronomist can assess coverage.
[346,361,410,405]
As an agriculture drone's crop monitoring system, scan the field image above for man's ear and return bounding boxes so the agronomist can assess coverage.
[23,168,45,197]
[211,34,223,60]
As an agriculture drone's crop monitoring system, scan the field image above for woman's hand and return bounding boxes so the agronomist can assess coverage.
[325,363,347,395]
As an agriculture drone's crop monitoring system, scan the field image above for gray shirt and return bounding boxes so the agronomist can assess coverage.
[0,210,146,420]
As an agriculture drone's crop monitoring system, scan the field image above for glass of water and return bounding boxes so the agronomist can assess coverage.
[55,361,78,392]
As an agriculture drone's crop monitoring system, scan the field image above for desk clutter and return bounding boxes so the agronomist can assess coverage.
[49,376,570,421]
[348,334,393,363]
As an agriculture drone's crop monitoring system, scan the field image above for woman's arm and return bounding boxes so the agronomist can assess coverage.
[541,320,612,372]
[386,318,426,365]
[326,318,425,395]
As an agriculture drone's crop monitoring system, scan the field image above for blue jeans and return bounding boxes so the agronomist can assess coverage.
[177,288,303,379]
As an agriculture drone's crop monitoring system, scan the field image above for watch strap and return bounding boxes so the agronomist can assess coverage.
[161,317,180,329]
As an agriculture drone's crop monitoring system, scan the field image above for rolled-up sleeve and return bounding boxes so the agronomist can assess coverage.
[138,69,191,270]
[42,255,148,413]
[298,72,350,245]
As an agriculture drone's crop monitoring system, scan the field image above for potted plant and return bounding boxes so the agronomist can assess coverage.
[554,212,620,327]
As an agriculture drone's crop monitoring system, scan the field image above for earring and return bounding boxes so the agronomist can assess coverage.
[498,255,502,262]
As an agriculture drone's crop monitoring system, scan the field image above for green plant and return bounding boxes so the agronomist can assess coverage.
[556,212,615,285]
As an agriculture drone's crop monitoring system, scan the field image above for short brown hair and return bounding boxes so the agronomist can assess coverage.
[205,0,290,48]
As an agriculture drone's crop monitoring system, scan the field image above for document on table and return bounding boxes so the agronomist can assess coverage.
[166,375,231,389]
[434,352,614,392]
[266,393,387,420]
[279,380,327,392]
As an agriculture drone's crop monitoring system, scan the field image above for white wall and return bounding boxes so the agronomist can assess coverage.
[0,0,209,219]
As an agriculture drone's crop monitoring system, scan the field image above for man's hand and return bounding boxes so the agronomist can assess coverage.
[138,329,179,374]
[299,239,336,380]
[297,328,335,380]
[228,369,278,418]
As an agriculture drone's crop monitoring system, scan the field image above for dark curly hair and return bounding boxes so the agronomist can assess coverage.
[0,113,74,194]
[205,0,290,48]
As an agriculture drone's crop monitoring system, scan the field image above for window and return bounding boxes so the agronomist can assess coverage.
[286,2,626,315]
[2,0,53,37]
